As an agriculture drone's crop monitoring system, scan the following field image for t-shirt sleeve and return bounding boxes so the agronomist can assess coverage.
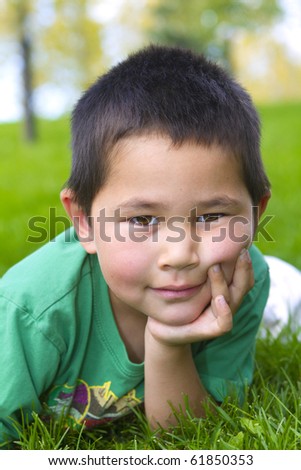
[192,245,270,404]
[0,295,60,446]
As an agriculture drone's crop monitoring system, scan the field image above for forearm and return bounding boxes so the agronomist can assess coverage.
[144,329,209,429]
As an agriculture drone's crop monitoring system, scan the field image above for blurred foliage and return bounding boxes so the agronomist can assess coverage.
[145,0,283,67]
[36,0,105,90]
[231,30,301,102]
[0,0,285,94]
[0,0,299,131]
[0,0,104,103]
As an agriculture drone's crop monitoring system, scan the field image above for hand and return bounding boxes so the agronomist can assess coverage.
[146,248,254,346]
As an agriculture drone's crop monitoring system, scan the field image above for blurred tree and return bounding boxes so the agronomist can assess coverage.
[145,0,283,68]
[0,0,36,140]
[18,0,36,141]
[38,0,104,93]
[0,0,104,141]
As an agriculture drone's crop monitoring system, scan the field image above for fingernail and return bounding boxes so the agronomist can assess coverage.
[212,264,221,272]
[216,295,227,306]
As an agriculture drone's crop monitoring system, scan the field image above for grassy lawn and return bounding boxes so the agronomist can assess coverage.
[256,102,301,268]
[0,117,71,276]
[1,102,301,449]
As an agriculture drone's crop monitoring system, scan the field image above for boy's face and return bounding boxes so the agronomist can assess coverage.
[84,135,265,326]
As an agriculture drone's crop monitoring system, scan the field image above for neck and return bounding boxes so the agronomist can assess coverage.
[109,290,147,364]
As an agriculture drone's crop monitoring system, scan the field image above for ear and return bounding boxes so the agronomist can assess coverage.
[60,188,97,254]
[257,190,271,218]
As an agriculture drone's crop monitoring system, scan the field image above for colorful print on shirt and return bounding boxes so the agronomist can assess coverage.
[47,380,142,428]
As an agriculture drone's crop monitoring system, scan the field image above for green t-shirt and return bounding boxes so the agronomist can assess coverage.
[0,228,269,445]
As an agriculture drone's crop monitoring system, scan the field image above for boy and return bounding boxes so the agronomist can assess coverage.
[0,45,270,446]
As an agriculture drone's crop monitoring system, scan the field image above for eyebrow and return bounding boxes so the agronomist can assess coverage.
[196,196,242,210]
[118,198,169,211]
[118,196,241,212]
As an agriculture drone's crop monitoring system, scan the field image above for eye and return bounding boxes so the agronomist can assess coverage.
[197,213,225,223]
[128,215,159,226]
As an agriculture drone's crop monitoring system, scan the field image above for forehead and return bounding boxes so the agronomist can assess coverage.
[108,134,242,180]
[95,134,249,211]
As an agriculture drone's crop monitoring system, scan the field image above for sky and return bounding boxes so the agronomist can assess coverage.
[0,0,300,123]
[272,0,301,62]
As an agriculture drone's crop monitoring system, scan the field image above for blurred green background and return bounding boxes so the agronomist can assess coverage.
[1,0,301,276]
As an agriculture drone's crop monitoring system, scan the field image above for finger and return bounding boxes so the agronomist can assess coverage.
[208,264,230,304]
[229,248,254,311]
[210,295,233,333]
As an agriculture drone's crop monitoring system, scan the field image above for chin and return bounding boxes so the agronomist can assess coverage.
[161,302,208,327]
[172,312,203,326]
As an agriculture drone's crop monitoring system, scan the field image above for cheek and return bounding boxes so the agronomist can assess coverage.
[96,240,152,287]
[221,247,243,284]
[201,228,251,284]
[209,217,252,246]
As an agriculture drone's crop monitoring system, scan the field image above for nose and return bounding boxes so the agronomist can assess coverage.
[157,223,200,271]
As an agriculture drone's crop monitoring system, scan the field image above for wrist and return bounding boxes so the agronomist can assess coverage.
[145,325,191,358]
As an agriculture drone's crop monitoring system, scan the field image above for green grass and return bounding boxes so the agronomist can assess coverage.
[1,102,301,450]
[255,102,301,268]
[0,118,71,276]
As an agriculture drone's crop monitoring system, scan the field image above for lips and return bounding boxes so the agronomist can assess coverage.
[157,284,199,291]
[151,283,204,300]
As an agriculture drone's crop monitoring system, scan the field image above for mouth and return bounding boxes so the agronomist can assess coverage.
[151,283,204,300]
